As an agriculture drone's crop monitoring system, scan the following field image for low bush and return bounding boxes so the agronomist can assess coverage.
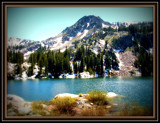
[78,93,83,97]
[31,101,48,116]
[86,90,109,105]
[51,97,77,113]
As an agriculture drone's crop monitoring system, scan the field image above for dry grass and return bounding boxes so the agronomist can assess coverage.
[80,106,106,116]
[50,97,77,114]
[86,90,109,105]
[31,101,48,116]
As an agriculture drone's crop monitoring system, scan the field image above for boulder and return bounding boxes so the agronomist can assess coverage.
[107,92,119,98]
[79,72,94,78]
[18,106,32,114]
[55,93,79,98]
[7,94,25,107]
[7,95,32,115]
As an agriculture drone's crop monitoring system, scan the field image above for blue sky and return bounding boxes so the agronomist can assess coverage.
[7,7,153,41]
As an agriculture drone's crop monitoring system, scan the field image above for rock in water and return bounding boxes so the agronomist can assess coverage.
[107,92,118,98]
[55,93,79,98]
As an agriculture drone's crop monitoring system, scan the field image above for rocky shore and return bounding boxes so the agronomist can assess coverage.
[7,92,121,116]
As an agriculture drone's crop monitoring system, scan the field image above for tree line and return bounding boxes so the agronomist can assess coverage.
[7,49,24,76]
[26,45,119,78]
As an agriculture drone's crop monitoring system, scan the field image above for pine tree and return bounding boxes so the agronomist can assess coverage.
[38,56,43,77]
[73,62,78,74]
[44,55,48,76]
[16,64,22,76]
[100,54,104,75]
[27,64,34,77]
[54,52,64,78]
[79,54,85,72]
[96,56,101,75]
[105,51,111,69]
[134,47,153,76]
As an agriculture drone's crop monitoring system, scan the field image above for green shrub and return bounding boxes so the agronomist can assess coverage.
[86,90,108,105]
[51,97,77,113]
[78,93,83,97]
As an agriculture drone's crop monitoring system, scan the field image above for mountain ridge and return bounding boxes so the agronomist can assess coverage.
[7,15,138,46]
[7,15,153,60]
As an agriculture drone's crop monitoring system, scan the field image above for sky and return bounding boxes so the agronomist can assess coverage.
[7,7,153,41]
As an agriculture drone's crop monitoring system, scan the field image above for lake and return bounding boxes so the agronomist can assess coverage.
[7,76,153,108]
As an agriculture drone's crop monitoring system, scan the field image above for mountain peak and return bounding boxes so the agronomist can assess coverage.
[62,15,108,41]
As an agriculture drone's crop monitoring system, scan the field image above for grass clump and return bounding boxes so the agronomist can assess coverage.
[51,97,77,113]
[86,90,109,105]
[31,101,48,116]
[78,93,83,97]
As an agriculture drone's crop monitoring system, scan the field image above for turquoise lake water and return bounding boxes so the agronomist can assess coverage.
[7,76,153,108]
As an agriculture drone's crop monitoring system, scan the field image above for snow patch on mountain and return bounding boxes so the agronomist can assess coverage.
[24,50,36,60]
[60,48,66,52]
[40,42,45,47]
[91,48,98,55]
[50,40,68,51]
[87,23,90,27]
[80,30,89,39]
[55,36,62,42]
[99,39,105,46]
[77,32,82,36]
[69,37,73,41]
[102,23,109,28]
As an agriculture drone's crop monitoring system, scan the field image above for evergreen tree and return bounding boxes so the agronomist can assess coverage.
[27,64,34,77]
[38,56,43,77]
[44,55,48,76]
[134,47,153,76]
[63,56,71,73]
[96,56,101,75]
[105,51,111,69]
[100,54,104,75]
[54,52,64,78]
[16,64,22,76]
[79,54,85,72]
[73,62,78,74]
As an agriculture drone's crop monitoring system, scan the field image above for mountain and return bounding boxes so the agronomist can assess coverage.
[7,15,153,79]
[39,15,131,51]
[61,15,111,41]
[7,15,152,58]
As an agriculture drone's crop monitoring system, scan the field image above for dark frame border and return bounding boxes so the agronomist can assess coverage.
[1,1,159,121]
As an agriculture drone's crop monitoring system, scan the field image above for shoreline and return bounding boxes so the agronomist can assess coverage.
[7,75,151,81]
[7,92,122,116]
[7,91,152,116]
